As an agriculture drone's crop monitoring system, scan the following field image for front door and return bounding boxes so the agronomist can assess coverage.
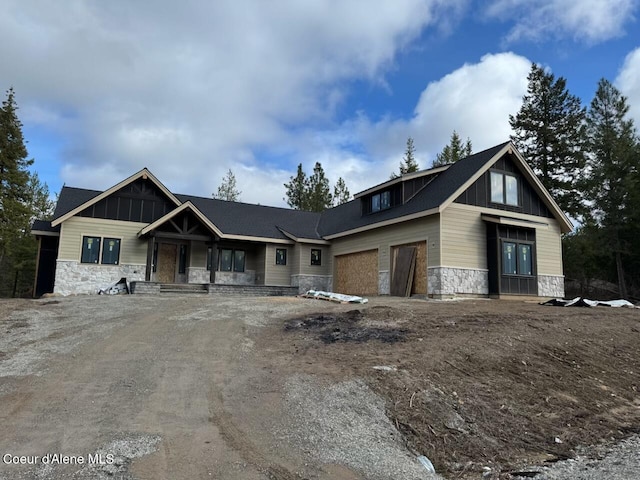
[157,243,177,283]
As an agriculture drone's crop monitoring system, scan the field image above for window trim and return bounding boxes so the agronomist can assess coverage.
[310,248,322,266]
[80,235,123,266]
[275,248,287,266]
[501,239,535,277]
[370,189,392,213]
[209,247,246,272]
[490,170,520,207]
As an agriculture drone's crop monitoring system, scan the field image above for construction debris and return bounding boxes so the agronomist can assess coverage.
[541,297,638,308]
[300,290,368,304]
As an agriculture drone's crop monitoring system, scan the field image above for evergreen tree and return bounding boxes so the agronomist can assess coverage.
[333,177,350,205]
[212,169,241,201]
[509,64,587,218]
[306,162,333,212]
[391,137,419,179]
[585,79,640,299]
[433,130,472,167]
[284,163,308,210]
[0,88,50,297]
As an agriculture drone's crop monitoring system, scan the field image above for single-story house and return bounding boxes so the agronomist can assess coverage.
[32,141,572,298]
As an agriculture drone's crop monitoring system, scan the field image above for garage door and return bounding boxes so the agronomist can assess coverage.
[334,249,378,296]
[391,241,427,295]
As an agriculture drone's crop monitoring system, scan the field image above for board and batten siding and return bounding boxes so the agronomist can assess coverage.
[330,215,440,271]
[264,244,291,286]
[441,203,563,275]
[58,217,148,264]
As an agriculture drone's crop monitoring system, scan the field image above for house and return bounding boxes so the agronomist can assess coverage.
[31,141,572,298]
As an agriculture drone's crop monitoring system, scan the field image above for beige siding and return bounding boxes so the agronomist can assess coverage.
[441,203,564,275]
[58,217,148,264]
[189,241,207,267]
[264,244,291,286]
[298,244,332,276]
[536,220,563,275]
[441,205,487,269]
[255,245,266,285]
[331,215,440,271]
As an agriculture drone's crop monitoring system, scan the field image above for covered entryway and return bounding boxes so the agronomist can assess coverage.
[334,249,378,296]
[391,241,427,295]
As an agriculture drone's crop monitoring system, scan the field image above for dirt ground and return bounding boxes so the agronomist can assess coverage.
[0,295,639,479]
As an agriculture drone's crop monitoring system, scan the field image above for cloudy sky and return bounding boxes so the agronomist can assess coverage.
[2,0,639,207]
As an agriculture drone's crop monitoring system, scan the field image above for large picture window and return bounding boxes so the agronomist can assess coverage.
[233,250,245,272]
[101,238,121,265]
[502,241,533,276]
[219,249,233,271]
[213,248,246,272]
[491,171,519,206]
[81,236,101,264]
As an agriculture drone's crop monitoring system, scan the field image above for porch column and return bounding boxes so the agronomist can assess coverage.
[145,236,154,281]
[209,240,218,284]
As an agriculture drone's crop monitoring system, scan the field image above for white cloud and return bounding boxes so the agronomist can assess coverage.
[616,47,640,127]
[486,0,638,44]
[1,0,470,206]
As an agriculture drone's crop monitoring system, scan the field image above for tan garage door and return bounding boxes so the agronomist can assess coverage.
[391,241,427,295]
[334,249,378,296]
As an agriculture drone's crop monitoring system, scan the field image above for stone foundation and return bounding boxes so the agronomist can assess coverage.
[378,270,390,295]
[54,261,146,295]
[538,274,565,298]
[214,270,256,285]
[187,267,210,283]
[428,267,489,297]
[291,274,333,294]
[130,281,160,294]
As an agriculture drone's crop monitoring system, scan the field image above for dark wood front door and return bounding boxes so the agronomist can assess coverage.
[157,243,177,283]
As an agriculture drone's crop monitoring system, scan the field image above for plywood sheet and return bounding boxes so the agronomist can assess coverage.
[334,249,378,296]
[392,241,427,295]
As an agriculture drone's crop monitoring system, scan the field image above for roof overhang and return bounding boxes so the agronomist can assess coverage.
[481,214,549,230]
[353,165,450,199]
[278,228,330,245]
[52,168,182,227]
[323,207,439,240]
[30,230,60,237]
[439,142,574,234]
[138,201,223,238]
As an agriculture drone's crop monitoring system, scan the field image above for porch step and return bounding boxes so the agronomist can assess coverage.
[208,284,298,297]
[159,283,209,294]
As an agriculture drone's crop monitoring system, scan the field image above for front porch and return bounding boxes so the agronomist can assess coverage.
[130,281,298,296]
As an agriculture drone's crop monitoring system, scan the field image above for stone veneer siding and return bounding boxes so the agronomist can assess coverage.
[187,267,210,284]
[378,270,390,295]
[54,260,146,295]
[291,274,333,294]
[214,270,256,285]
[428,267,489,297]
[538,274,565,298]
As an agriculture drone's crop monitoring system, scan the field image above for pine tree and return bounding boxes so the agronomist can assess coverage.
[212,169,241,201]
[433,130,472,167]
[0,88,50,297]
[585,79,640,299]
[391,137,420,179]
[333,177,350,205]
[510,64,587,218]
[306,162,333,212]
[284,163,308,210]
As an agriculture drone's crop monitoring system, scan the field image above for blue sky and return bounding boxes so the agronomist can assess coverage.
[2,0,639,207]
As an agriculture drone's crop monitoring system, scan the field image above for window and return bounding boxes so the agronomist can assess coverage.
[178,244,187,274]
[502,241,534,276]
[153,242,158,272]
[311,248,322,266]
[276,248,287,265]
[101,238,121,265]
[81,236,101,264]
[370,190,392,213]
[490,171,519,206]
[219,249,233,271]
[233,250,245,272]
[214,248,245,272]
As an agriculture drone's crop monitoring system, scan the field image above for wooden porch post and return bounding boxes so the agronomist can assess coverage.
[145,236,154,281]
[210,240,218,284]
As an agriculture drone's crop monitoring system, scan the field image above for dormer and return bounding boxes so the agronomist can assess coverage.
[355,165,450,216]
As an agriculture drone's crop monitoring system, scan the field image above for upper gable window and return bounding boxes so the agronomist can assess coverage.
[490,171,519,206]
[371,190,391,213]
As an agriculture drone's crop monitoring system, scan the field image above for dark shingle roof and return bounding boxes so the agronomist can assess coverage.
[318,142,509,236]
[44,141,510,240]
[176,194,322,240]
[52,186,102,220]
[31,219,60,233]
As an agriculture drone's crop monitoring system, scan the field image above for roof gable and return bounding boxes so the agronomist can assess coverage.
[51,169,181,227]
